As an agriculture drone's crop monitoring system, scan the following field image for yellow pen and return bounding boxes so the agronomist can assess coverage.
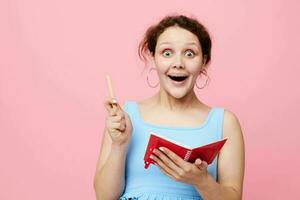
[106,74,118,105]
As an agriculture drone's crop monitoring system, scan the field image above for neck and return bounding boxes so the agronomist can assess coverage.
[154,88,200,112]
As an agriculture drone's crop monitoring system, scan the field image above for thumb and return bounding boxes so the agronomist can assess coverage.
[124,112,132,130]
[195,158,208,169]
[110,105,118,116]
[104,99,117,112]
[195,158,202,167]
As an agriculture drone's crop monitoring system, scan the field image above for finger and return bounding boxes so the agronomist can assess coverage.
[109,115,123,122]
[109,105,118,116]
[194,158,203,169]
[111,103,125,117]
[115,108,125,119]
[158,147,189,169]
[195,158,202,166]
[115,120,126,132]
[150,154,178,179]
[123,112,131,130]
[153,148,184,174]
[118,123,126,132]
[109,129,122,138]
[195,159,208,170]
[109,121,122,129]
[201,161,208,169]
[106,115,126,131]
[155,162,175,180]
[109,119,126,131]
[104,100,113,112]
[104,99,118,112]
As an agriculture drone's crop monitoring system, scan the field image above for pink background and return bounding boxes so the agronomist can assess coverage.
[1,0,299,199]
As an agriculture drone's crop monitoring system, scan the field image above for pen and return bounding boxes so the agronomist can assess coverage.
[106,74,118,105]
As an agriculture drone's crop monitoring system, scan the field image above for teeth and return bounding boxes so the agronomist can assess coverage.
[168,75,188,77]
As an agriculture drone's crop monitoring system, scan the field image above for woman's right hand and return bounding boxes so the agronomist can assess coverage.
[104,100,132,147]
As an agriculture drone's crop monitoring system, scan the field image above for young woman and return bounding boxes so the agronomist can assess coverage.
[94,14,245,200]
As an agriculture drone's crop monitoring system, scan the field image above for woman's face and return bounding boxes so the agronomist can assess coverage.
[151,25,206,99]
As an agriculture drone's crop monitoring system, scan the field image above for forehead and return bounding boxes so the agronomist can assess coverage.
[156,26,200,47]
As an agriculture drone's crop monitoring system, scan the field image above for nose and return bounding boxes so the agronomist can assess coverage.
[172,55,184,69]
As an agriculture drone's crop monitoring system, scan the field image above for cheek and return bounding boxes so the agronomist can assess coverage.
[187,61,203,73]
[155,59,170,72]
[156,56,169,64]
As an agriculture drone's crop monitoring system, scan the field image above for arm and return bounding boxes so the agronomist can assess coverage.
[93,104,130,200]
[93,128,128,200]
[194,109,245,200]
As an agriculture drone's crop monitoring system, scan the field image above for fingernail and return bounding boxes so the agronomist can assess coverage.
[159,147,164,151]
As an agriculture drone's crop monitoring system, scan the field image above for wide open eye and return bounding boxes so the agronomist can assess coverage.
[162,49,172,57]
[185,50,195,57]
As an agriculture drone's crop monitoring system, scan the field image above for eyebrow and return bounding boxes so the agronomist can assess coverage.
[158,42,199,47]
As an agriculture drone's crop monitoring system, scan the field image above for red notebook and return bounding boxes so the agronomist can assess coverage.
[144,132,228,169]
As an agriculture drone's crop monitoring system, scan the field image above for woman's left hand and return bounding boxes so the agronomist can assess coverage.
[150,147,209,186]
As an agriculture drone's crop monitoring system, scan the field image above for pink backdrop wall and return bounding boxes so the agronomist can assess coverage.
[1,0,299,199]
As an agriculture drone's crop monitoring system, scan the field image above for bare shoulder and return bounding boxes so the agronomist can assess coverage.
[223,109,243,139]
[222,108,245,155]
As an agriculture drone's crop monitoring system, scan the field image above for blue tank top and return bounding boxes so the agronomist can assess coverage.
[119,101,225,200]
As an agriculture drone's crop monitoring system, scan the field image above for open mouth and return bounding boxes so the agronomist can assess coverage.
[168,75,188,82]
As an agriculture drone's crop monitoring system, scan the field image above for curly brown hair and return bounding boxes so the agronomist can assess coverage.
[138,14,212,76]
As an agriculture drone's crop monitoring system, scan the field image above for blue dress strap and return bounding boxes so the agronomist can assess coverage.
[214,107,225,139]
[123,100,139,123]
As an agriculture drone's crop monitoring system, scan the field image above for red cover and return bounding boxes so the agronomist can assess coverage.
[144,132,228,169]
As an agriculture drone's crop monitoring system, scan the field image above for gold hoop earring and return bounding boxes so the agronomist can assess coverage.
[147,67,159,88]
[196,72,210,89]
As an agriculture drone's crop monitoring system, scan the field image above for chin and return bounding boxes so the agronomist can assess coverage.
[168,90,188,99]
